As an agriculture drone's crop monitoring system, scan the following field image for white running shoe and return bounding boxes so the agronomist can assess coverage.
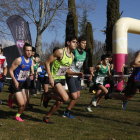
[92,97,97,106]
[85,106,93,112]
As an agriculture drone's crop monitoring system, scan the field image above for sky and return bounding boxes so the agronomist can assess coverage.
[29,0,140,51]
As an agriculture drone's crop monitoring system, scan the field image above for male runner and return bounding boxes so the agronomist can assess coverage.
[43,35,83,123]
[9,43,34,121]
[86,55,111,109]
[40,47,60,107]
[63,37,89,118]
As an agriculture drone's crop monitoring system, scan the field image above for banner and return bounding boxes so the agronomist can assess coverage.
[7,15,32,56]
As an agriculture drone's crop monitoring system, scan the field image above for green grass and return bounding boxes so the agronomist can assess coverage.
[0,86,140,140]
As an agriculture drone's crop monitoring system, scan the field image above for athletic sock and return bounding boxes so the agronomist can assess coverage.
[16,113,21,117]
[65,109,70,114]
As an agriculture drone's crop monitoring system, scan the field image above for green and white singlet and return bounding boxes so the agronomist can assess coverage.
[51,48,73,80]
[70,48,86,73]
[95,64,108,85]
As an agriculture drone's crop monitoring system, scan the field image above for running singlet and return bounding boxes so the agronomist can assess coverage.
[94,64,108,85]
[15,55,32,82]
[70,48,86,73]
[0,55,7,79]
[51,48,73,80]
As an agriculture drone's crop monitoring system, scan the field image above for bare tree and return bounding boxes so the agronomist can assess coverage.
[0,0,96,53]
[40,39,64,62]
[93,40,106,66]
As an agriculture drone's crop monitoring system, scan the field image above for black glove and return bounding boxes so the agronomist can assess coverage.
[1,75,6,82]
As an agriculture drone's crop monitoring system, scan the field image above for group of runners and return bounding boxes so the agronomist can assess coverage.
[0,34,140,125]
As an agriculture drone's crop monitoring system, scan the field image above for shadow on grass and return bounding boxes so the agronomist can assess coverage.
[0,109,42,122]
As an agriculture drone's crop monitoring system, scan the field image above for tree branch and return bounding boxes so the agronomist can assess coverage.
[29,0,37,23]
[14,0,36,25]
[41,0,64,34]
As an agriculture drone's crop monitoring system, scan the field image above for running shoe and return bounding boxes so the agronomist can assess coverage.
[43,116,53,124]
[92,97,97,106]
[0,122,2,126]
[62,111,75,119]
[0,100,2,105]
[14,116,24,122]
[8,94,13,108]
[85,106,93,112]
[122,101,128,110]
[96,105,102,108]
[43,94,50,108]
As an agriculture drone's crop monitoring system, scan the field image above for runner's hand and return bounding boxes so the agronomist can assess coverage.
[14,80,19,89]
[77,72,83,78]
[30,74,34,80]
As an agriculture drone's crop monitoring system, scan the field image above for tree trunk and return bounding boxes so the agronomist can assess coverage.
[35,25,42,54]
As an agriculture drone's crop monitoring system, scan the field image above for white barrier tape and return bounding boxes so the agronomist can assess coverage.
[83,75,131,78]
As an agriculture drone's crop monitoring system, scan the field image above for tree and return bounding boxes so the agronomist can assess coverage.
[65,0,78,45]
[0,0,96,53]
[93,40,106,66]
[85,22,94,67]
[40,39,64,62]
[79,7,88,37]
[105,0,121,52]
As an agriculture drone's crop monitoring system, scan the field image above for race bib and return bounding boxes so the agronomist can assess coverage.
[18,70,29,80]
[96,76,104,85]
[37,67,42,72]
[57,66,69,76]
[76,61,83,69]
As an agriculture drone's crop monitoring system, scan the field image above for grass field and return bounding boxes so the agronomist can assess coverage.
[0,86,140,140]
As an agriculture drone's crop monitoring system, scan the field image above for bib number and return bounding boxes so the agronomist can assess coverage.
[18,70,28,80]
[57,66,69,76]
[76,61,83,69]
[96,77,104,85]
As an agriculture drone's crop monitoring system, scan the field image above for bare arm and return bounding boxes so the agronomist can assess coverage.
[45,49,63,87]
[9,57,21,82]
[66,54,83,77]
[3,67,7,76]
[95,65,101,71]
[30,60,34,80]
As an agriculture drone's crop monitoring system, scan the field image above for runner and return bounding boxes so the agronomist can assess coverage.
[0,46,8,126]
[62,37,89,118]
[32,53,40,96]
[9,43,34,121]
[0,47,7,104]
[86,55,111,110]
[40,47,60,107]
[108,51,140,110]
[43,35,83,123]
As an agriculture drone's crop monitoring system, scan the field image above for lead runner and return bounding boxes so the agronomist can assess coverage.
[43,35,83,124]
[62,36,90,118]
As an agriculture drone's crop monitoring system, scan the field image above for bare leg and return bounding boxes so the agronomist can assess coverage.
[66,91,80,110]
[45,86,66,117]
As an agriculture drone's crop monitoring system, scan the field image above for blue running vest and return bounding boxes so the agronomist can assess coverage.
[14,55,32,81]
